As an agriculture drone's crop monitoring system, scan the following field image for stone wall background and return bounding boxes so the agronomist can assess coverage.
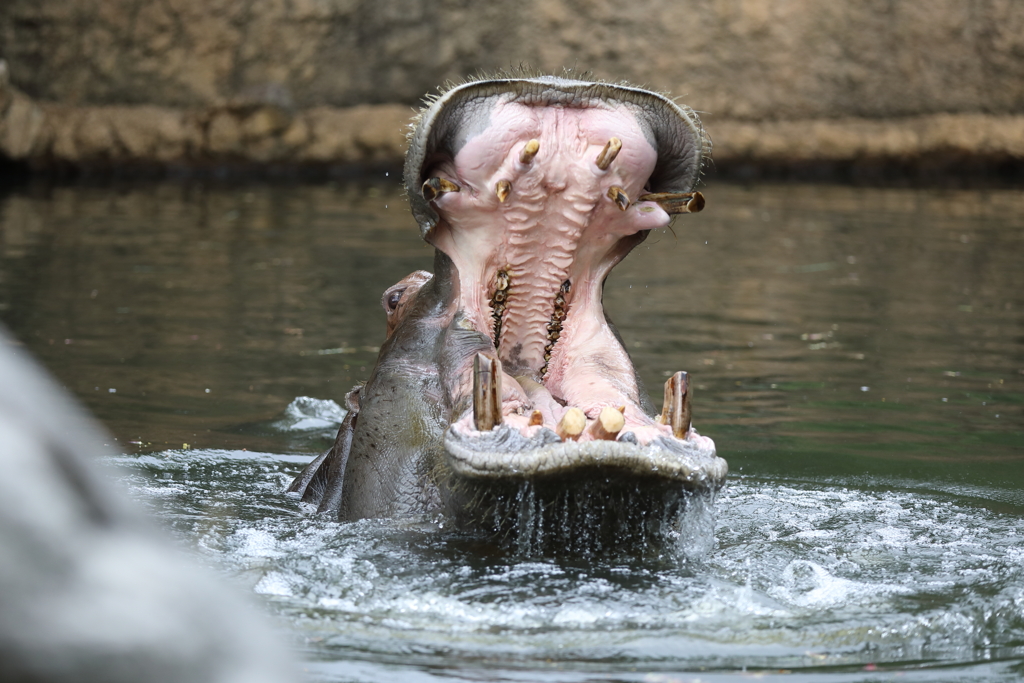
[1,0,1023,173]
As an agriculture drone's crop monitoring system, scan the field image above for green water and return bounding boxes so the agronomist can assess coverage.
[2,180,1022,681]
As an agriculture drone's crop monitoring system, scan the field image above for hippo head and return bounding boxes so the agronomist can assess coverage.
[291,75,727,555]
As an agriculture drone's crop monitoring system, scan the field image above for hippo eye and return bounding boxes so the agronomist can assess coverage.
[386,289,404,311]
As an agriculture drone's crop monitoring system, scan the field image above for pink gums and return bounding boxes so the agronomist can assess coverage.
[426,100,677,444]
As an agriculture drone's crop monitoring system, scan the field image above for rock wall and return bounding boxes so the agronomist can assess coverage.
[1,0,1023,174]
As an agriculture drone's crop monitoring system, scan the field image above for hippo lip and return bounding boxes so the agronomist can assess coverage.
[405,75,724,489]
[444,424,725,488]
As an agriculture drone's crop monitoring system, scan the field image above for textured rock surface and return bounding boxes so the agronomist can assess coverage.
[0,66,411,169]
[1,0,1023,171]
[3,0,1023,119]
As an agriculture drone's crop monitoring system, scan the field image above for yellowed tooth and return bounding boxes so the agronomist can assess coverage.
[637,191,705,214]
[556,407,586,441]
[658,371,691,438]
[590,406,625,441]
[528,410,544,427]
[595,137,622,171]
[495,179,512,203]
[473,353,503,431]
[519,139,540,164]
[607,186,630,211]
[422,177,461,202]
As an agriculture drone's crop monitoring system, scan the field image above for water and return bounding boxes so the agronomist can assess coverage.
[2,180,1023,681]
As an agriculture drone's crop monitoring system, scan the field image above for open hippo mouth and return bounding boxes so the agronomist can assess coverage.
[289,74,727,553]
[404,76,726,501]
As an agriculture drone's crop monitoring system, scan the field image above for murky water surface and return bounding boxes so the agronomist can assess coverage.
[2,180,1023,681]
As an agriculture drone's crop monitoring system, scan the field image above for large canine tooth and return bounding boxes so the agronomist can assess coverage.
[595,137,622,170]
[589,406,626,441]
[637,191,705,214]
[519,139,540,164]
[607,186,630,211]
[556,407,586,441]
[422,177,461,202]
[473,353,503,431]
[495,179,512,203]
[658,371,692,438]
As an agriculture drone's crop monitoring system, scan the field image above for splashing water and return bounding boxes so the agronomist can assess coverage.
[273,396,347,433]
[109,442,1024,682]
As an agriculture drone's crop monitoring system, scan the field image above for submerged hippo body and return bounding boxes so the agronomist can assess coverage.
[291,75,727,552]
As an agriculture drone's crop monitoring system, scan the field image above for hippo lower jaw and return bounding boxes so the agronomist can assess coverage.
[444,352,724,492]
[445,423,723,485]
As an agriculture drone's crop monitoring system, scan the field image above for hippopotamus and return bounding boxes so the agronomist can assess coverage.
[290,75,727,553]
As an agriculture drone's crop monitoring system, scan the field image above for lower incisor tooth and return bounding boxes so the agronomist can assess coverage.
[590,406,625,441]
[556,407,586,441]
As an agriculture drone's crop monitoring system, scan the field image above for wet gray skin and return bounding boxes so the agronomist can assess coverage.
[290,76,728,551]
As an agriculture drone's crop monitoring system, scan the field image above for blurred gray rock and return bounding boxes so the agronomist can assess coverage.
[0,325,296,683]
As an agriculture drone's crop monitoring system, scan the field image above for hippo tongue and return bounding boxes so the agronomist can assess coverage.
[406,76,708,448]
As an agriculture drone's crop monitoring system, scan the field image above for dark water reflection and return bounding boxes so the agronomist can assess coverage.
[2,180,1023,681]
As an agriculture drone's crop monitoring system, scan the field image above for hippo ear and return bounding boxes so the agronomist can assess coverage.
[344,385,361,413]
[287,402,358,515]
[403,76,710,239]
